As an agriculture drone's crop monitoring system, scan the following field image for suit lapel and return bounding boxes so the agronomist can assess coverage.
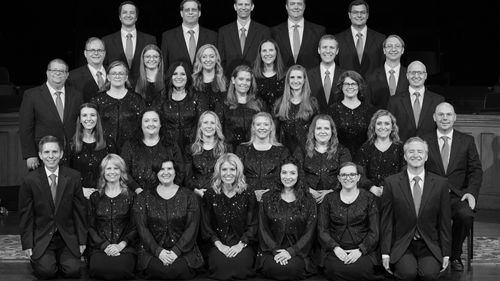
[347,29,361,67]
[419,173,434,214]
[112,32,125,58]
[279,23,293,60]
[41,85,63,124]
[362,29,375,64]
[299,22,314,57]
[229,22,242,55]
[428,133,446,174]
[396,67,407,93]
[447,131,461,173]
[37,169,56,211]
[54,169,68,213]
[401,93,416,129]
[133,32,145,66]
[418,91,433,127]
[175,27,190,58]
[400,172,417,217]
[244,22,258,56]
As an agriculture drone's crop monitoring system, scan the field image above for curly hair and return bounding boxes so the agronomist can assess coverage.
[366,109,401,144]
[192,44,227,92]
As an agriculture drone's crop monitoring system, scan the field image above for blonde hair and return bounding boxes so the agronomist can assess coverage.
[211,153,247,194]
[191,111,227,157]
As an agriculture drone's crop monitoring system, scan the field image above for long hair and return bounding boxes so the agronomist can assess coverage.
[336,70,366,101]
[242,112,282,146]
[135,44,166,100]
[103,60,132,90]
[367,109,401,144]
[252,39,285,80]
[277,156,306,201]
[305,114,339,159]
[72,103,106,153]
[96,154,129,195]
[225,65,262,111]
[211,153,247,194]
[192,44,227,92]
[191,111,227,157]
[274,65,315,120]
[166,61,194,100]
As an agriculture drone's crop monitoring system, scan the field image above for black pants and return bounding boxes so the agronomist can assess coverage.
[145,256,195,280]
[450,194,474,260]
[260,253,306,281]
[393,240,441,281]
[89,251,136,280]
[207,246,255,280]
[323,253,379,281]
[31,232,80,279]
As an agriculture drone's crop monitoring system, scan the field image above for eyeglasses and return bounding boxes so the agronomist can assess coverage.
[343,82,358,88]
[183,7,199,13]
[86,49,105,54]
[109,72,127,77]
[48,69,67,75]
[339,173,358,179]
[408,71,426,76]
[144,55,160,60]
[384,44,402,50]
[350,10,367,16]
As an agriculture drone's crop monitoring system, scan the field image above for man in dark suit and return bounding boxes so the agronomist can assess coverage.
[387,61,445,142]
[381,137,451,281]
[67,37,106,102]
[19,59,83,170]
[218,0,271,77]
[365,34,409,109]
[271,0,325,69]
[307,34,344,113]
[335,0,385,79]
[102,1,157,87]
[423,102,483,271]
[19,136,87,279]
[161,0,217,71]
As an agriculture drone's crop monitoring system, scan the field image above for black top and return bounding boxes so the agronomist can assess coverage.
[90,91,145,152]
[133,187,203,271]
[294,144,352,191]
[256,75,285,110]
[69,140,116,189]
[258,190,317,272]
[328,101,376,159]
[142,82,164,109]
[195,82,226,114]
[201,188,258,246]
[220,102,263,151]
[236,144,290,191]
[88,191,137,255]
[161,93,209,150]
[121,139,185,191]
[356,141,406,188]
[318,189,379,256]
[185,145,230,191]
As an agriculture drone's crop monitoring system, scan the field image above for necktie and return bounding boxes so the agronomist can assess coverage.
[356,33,363,63]
[240,27,246,54]
[125,33,133,67]
[188,30,196,63]
[49,174,57,202]
[324,70,332,103]
[293,24,300,62]
[413,176,422,215]
[96,71,105,90]
[388,69,396,96]
[413,92,421,126]
[54,91,64,122]
[441,136,450,173]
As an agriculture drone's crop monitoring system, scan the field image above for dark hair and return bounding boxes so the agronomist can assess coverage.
[84,37,105,51]
[131,107,165,144]
[348,0,369,13]
[253,39,285,80]
[336,70,366,100]
[135,44,166,100]
[118,1,138,17]
[339,161,359,174]
[278,156,307,201]
[103,60,132,90]
[152,157,179,175]
[166,61,194,100]
[225,65,262,111]
[180,0,201,10]
[72,103,107,153]
[305,114,339,159]
[38,136,62,152]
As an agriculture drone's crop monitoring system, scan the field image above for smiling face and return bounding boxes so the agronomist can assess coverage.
[200,113,217,138]
[314,118,332,144]
[286,0,305,21]
[338,164,360,190]
[200,47,216,71]
[46,61,68,89]
[407,62,427,89]
[234,0,254,20]
[172,65,188,89]
[375,115,393,139]
[348,4,368,28]
[39,142,63,172]
[141,111,161,137]
[157,161,176,185]
[119,4,137,28]
[260,41,277,65]
[342,77,359,98]
[232,70,252,95]
[80,107,98,131]
[84,39,105,67]
[253,115,271,140]
[104,162,122,184]
[288,69,305,91]
[434,103,456,134]
[404,140,428,169]
[107,65,128,87]
[221,161,237,185]
[143,49,160,70]
[281,163,299,188]
[383,36,404,61]
[181,0,201,26]
[318,38,339,65]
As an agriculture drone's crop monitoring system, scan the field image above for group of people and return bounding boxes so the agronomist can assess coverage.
[16,0,483,280]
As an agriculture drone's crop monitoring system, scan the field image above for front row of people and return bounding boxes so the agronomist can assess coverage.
[20,134,454,281]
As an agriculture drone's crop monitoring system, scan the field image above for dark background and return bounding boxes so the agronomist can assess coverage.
[1,0,500,87]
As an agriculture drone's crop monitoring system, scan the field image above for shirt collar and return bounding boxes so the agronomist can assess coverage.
[288,18,304,29]
[351,25,367,38]
[44,166,60,179]
[407,169,425,184]
[437,129,454,141]
[46,82,65,95]
[409,86,425,96]
[87,64,106,77]
[237,20,251,32]
[182,24,199,35]
[121,28,137,38]
[320,63,335,75]
[384,63,401,74]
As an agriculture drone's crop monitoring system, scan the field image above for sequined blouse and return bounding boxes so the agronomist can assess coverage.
[236,144,290,191]
[133,187,203,271]
[195,82,226,113]
[90,91,145,152]
[201,189,258,246]
[141,82,164,109]
[69,140,116,189]
[88,191,136,254]
[220,102,264,151]
[185,144,230,191]
[294,144,352,191]
[256,75,285,110]
[356,141,406,188]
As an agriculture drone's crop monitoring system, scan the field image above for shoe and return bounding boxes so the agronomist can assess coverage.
[451,258,464,271]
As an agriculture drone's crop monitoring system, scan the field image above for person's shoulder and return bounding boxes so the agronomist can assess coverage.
[60,166,81,178]
[426,171,448,185]
[367,28,386,40]
[304,20,325,32]
[137,30,155,39]
[102,31,119,41]
[271,21,287,31]
[218,21,235,32]
[334,28,351,39]
[251,20,270,30]
[385,170,405,184]
[200,25,217,36]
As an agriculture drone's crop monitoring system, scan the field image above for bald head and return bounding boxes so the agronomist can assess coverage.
[407,60,427,89]
[434,102,456,134]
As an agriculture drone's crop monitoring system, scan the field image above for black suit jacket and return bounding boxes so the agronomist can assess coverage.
[335,28,386,78]
[307,65,344,114]
[381,171,451,263]
[19,84,83,159]
[102,31,157,87]
[218,20,271,76]
[387,89,445,142]
[18,166,87,259]
[67,65,101,102]
[161,25,217,71]
[423,130,483,198]
[271,20,325,69]
[365,66,409,110]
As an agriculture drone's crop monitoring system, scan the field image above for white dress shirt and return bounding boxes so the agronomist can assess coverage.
[121,28,137,55]
[46,82,65,107]
[351,25,367,50]
[182,24,200,50]
[87,65,106,86]
[288,18,304,55]
[437,129,454,165]
[384,63,401,86]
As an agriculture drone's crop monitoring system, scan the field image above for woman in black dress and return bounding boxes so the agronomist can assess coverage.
[274,64,319,153]
[192,44,227,112]
[355,109,405,197]
[253,39,286,109]
[318,162,380,281]
[134,158,203,280]
[258,158,317,280]
[328,70,375,159]
[186,110,230,197]
[134,44,166,109]
[294,114,352,204]
[201,153,258,280]
[220,64,265,151]
[69,102,115,199]
[121,109,184,193]
[236,112,289,201]
[88,154,136,280]
[90,60,145,152]
[161,61,208,150]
